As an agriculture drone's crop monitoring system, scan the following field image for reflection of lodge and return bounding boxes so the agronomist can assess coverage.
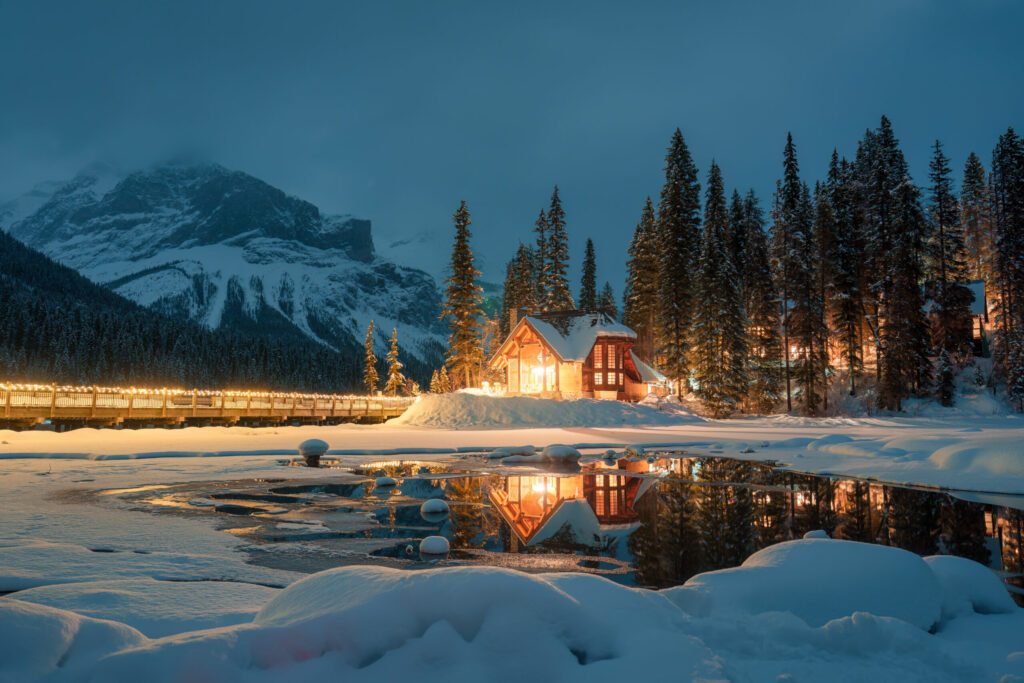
[488,460,657,547]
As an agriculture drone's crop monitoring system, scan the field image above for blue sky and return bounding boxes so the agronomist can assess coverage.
[1,0,1021,288]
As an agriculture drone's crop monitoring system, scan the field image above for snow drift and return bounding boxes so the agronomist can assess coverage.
[389,392,703,429]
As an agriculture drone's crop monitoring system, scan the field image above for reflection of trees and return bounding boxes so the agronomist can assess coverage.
[794,474,837,537]
[836,482,874,542]
[696,459,732,570]
[444,476,494,550]
[940,496,990,565]
[630,473,703,588]
[723,460,756,567]
[1000,508,1023,604]
[753,469,793,545]
[887,487,940,555]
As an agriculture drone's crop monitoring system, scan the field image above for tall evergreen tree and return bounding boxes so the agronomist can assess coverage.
[545,186,574,311]
[690,162,747,417]
[383,327,406,396]
[926,140,973,405]
[992,128,1024,409]
[741,190,783,412]
[826,152,864,396]
[363,320,379,393]
[727,189,748,279]
[597,282,618,320]
[624,197,660,361]
[499,243,537,338]
[961,152,994,283]
[770,134,802,411]
[441,201,485,389]
[533,210,550,309]
[579,238,598,310]
[656,129,702,396]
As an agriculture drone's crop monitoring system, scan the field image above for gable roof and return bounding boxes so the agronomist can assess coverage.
[493,312,636,364]
[629,350,668,383]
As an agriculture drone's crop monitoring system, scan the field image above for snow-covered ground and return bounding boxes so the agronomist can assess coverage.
[1,393,1023,681]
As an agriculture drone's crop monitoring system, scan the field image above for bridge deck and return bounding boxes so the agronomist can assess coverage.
[0,384,416,425]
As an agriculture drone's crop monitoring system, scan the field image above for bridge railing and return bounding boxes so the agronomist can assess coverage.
[0,383,418,422]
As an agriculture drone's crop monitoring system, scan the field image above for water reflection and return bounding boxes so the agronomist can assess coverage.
[115,455,1024,603]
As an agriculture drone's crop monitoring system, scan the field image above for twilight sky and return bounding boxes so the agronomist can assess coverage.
[1,0,1022,288]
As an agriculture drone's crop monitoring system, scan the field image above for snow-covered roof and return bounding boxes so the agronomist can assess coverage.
[630,350,667,383]
[516,313,636,363]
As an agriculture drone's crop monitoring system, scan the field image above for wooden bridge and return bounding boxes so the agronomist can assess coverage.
[0,383,417,430]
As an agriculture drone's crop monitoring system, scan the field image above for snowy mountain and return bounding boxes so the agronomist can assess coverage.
[4,162,445,371]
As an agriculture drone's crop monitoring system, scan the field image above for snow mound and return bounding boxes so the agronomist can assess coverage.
[0,599,144,681]
[928,438,1024,478]
[924,555,1017,619]
[418,536,450,556]
[389,393,703,429]
[665,539,942,630]
[10,578,277,638]
[87,565,722,682]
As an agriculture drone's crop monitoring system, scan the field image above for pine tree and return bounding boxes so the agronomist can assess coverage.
[545,186,574,311]
[690,162,747,417]
[499,243,537,338]
[939,495,990,565]
[826,152,864,396]
[741,190,783,412]
[441,201,485,389]
[500,259,517,340]
[727,189,748,280]
[992,128,1024,409]
[961,152,994,283]
[597,282,618,320]
[429,369,442,393]
[656,129,702,396]
[438,365,452,393]
[623,197,660,361]
[533,210,550,309]
[926,140,973,375]
[384,327,406,396]
[363,320,379,393]
[579,238,598,310]
[770,133,802,411]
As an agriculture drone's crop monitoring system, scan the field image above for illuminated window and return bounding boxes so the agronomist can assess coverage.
[594,345,603,369]
[608,347,616,369]
[618,372,623,386]
[594,372,603,386]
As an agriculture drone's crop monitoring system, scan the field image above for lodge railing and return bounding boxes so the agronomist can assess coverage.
[0,383,417,423]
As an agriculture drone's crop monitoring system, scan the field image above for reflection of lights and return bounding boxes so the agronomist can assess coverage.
[0,381,413,403]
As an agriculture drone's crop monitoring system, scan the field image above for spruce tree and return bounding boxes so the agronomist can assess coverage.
[961,152,994,283]
[363,320,379,393]
[429,369,441,393]
[690,162,747,417]
[545,186,574,311]
[741,190,783,412]
[770,133,802,411]
[438,365,452,393]
[992,128,1024,409]
[441,200,485,389]
[656,129,702,396]
[499,243,538,338]
[579,238,598,310]
[826,152,864,396]
[623,197,660,361]
[384,327,406,396]
[533,210,550,309]
[597,282,618,320]
[926,140,973,403]
[727,189,748,280]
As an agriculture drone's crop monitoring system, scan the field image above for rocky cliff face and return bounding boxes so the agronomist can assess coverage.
[5,162,445,369]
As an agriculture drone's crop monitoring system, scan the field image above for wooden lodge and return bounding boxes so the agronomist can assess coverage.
[488,311,667,401]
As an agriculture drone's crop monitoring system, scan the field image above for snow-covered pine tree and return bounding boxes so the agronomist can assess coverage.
[826,151,864,396]
[690,161,747,417]
[960,152,994,283]
[770,133,802,411]
[926,140,974,402]
[811,182,834,413]
[741,190,783,413]
[363,320,379,393]
[441,200,485,389]
[877,179,931,411]
[533,210,550,310]
[545,186,574,312]
[992,128,1024,409]
[597,282,618,320]
[656,129,702,397]
[727,189,748,284]
[623,197,660,361]
[499,243,538,338]
[429,369,441,393]
[384,327,406,396]
[579,238,597,310]
[438,365,452,393]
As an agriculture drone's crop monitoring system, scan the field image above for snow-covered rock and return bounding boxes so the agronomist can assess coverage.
[374,476,397,487]
[5,162,445,367]
[390,392,703,429]
[419,498,450,516]
[666,539,943,630]
[542,444,582,462]
[418,536,450,556]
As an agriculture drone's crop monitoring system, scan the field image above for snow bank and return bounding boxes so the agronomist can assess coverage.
[10,579,277,638]
[388,393,703,429]
[666,539,943,629]
[0,599,144,682]
[924,555,1017,619]
[85,565,723,682]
